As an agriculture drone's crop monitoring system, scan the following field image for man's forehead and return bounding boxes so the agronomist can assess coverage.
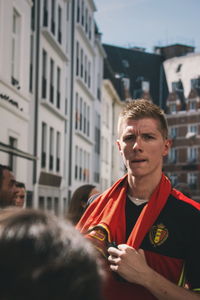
[122,119,159,131]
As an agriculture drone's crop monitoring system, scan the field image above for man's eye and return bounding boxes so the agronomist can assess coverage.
[143,134,154,140]
[123,135,134,141]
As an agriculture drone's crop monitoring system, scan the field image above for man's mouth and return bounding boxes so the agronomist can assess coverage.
[132,159,146,163]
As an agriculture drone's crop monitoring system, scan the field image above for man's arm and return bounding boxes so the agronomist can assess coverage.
[108,244,200,300]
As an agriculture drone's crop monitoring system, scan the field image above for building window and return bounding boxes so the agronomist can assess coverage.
[97,74,101,100]
[75,146,78,179]
[95,113,101,154]
[80,49,83,78]
[47,197,52,210]
[42,49,47,98]
[58,5,62,44]
[49,127,54,171]
[51,0,55,35]
[75,92,79,130]
[169,103,177,114]
[189,101,196,111]
[191,77,200,89]
[54,197,59,215]
[170,127,178,139]
[41,122,47,168]
[76,41,79,76]
[76,0,80,23]
[88,16,92,40]
[79,148,83,181]
[87,106,90,137]
[39,196,45,210]
[187,173,197,189]
[85,8,88,33]
[81,0,84,26]
[79,97,83,131]
[169,173,178,186]
[43,0,48,27]
[56,131,60,172]
[189,124,198,134]
[11,9,20,88]
[9,137,17,172]
[56,67,61,108]
[84,55,87,84]
[83,102,86,134]
[187,147,198,163]
[50,58,54,103]
[168,148,177,163]
[88,61,91,88]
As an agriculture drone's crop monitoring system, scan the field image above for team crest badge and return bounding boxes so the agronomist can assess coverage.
[149,223,169,247]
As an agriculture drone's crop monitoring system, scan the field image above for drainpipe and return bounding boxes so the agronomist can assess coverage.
[33,0,40,184]
[68,0,75,193]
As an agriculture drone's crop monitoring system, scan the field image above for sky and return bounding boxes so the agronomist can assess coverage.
[95,0,200,54]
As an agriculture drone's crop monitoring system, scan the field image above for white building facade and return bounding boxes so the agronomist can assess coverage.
[101,79,124,191]
[0,0,33,186]
[0,0,124,213]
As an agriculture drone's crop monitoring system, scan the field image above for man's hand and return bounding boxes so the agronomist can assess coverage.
[108,244,200,300]
[108,244,152,285]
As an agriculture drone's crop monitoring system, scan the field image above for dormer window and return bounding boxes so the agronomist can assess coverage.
[169,103,177,113]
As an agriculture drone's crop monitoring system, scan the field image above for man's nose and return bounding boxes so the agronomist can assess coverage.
[132,137,142,151]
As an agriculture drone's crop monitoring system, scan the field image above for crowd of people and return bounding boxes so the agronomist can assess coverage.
[0,99,200,300]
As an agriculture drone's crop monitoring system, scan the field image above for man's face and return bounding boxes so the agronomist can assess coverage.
[14,187,26,207]
[0,169,17,207]
[117,118,171,180]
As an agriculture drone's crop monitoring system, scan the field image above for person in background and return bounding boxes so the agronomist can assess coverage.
[14,182,26,207]
[77,99,200,300]
[0,164,17,207]
[0,207,104,300]
[67,184,99,225]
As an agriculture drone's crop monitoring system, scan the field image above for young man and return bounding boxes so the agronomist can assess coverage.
[0,164,17,207]
[14,181,26,207]
[77,99,200,300]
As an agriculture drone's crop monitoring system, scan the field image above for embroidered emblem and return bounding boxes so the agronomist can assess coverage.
[149,223,169,247]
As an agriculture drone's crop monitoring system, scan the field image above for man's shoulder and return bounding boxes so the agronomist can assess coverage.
[170,189,200,211]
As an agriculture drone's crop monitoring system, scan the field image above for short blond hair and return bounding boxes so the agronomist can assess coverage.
[118,99,168,139]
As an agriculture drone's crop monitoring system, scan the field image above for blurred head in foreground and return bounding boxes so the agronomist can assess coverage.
[0,208,104,300]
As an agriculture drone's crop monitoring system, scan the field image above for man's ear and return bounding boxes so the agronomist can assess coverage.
[163,138,172,157]
[116,139,122,153]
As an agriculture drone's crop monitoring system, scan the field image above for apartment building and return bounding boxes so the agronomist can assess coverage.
[28,0,72,214]
[69,0,105,197]
[163,48,200,202]
[101,79,124,191]
[0,0,34,187]
[0,0,107,214]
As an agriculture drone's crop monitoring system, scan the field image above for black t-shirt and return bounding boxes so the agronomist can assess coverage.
[125,194,200,290]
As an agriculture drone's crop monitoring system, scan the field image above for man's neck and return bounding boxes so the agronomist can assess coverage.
[128,172,162,201]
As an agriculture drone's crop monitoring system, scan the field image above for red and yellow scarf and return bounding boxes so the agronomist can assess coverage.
[77,173,172,300]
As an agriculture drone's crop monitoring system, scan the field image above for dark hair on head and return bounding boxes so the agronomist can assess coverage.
[118,99,168,139]
[0,208,103,300]
[16,182,25,189]
[0,165,12,188]
[67,184,96,225]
